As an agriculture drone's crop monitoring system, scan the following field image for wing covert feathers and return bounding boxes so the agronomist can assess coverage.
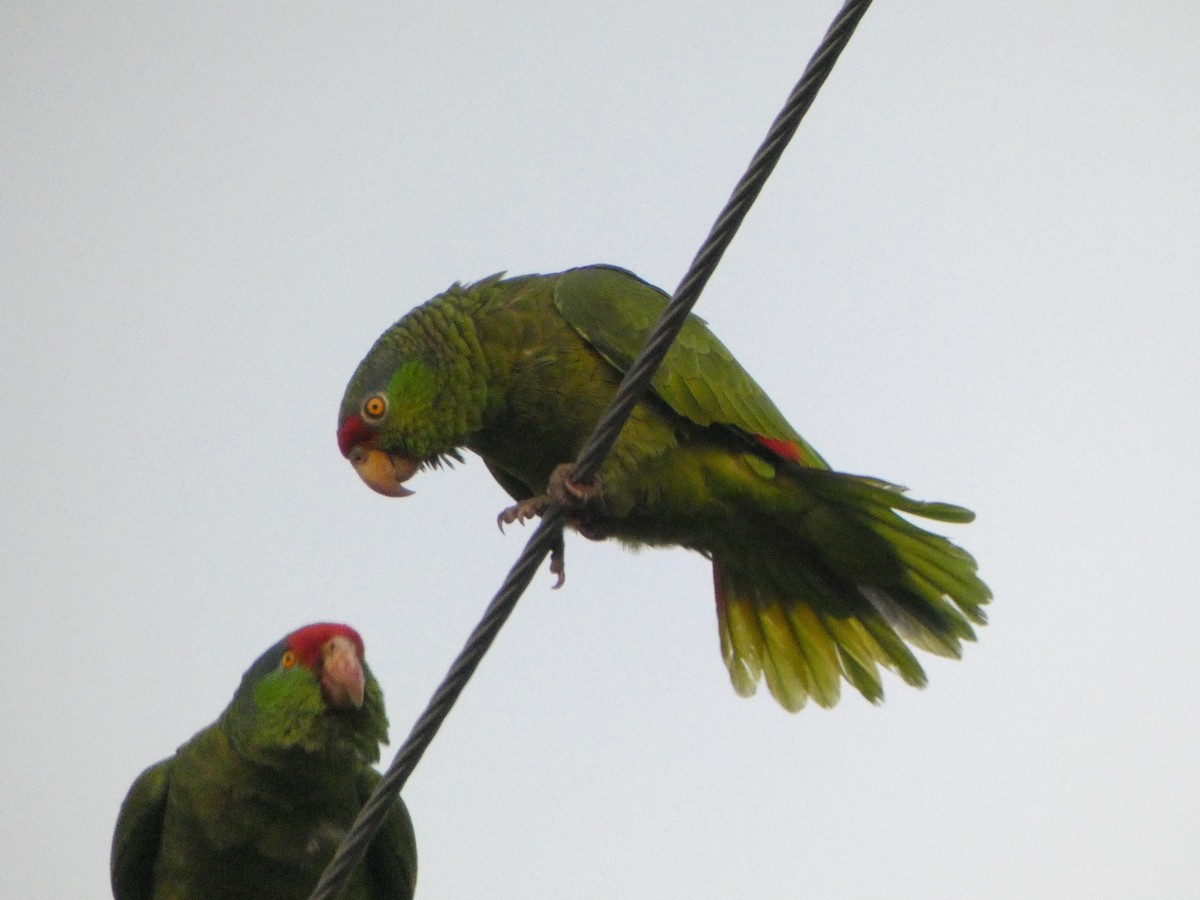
[552,266,829,469]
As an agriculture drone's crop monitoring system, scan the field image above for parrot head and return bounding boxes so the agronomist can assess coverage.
[337,324,472,498]
[226,622,389,766]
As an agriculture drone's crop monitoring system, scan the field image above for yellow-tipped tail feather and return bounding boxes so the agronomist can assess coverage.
[712,470,989,712]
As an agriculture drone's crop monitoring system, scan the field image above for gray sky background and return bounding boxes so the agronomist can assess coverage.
[4,3,1198,898]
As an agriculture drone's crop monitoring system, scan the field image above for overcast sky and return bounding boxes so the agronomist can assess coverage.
[4,2,1198,898]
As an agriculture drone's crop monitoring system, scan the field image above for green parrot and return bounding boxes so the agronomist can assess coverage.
[337,265,990,712]
[111,622,416,900]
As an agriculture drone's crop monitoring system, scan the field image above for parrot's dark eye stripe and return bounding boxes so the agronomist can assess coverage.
[362,394,388,421]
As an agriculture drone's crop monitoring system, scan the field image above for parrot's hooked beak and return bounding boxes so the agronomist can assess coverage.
[320,634,366,710]
[338,413,418,498]
[347,445,418,498]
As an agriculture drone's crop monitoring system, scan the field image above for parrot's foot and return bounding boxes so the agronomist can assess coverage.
[495,464,603,530]
[495,464,605,586]
[546,463,602,508]
[547,464,609,541]
[496,496,568,589]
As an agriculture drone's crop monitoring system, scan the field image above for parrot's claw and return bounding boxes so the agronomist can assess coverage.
[549,533,566,589]
[496,464,602,588]
[495,464,602,531]
[496,498,568,588]
[496,496,552,531]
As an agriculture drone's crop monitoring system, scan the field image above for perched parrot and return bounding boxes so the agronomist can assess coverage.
[337,265,990,712]
[111,622,416,900]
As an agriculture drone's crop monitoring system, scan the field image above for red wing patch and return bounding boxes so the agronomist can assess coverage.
[754,435,805,463]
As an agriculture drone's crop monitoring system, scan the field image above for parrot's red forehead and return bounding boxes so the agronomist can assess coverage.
[337,414,371,458]
[286,623,365,668]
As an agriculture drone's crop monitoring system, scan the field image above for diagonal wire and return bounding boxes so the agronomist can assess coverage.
[309,2,874,897]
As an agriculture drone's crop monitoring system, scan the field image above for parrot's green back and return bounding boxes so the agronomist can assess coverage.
[338,265,990,712]
[112,628,416,900]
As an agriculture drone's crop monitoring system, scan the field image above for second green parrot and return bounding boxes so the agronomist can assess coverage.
[111,622,416,900]
[337,265,990,712]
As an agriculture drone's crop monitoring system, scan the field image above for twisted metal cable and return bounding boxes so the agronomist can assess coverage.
[574,0,874,484]
[309,2,874,896]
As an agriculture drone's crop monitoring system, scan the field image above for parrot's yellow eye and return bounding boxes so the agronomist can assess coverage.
[281,650,297,669]
[362,394,388,421]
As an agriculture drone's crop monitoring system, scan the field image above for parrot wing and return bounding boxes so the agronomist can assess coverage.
[554,266,989,713]
[357,768,418,900]
[111,759,170,900]
[552,265,829,469]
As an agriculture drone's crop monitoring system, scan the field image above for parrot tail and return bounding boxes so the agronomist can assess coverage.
[713,469,990,712]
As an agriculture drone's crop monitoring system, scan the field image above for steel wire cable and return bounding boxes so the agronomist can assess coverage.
[309,2,874,896]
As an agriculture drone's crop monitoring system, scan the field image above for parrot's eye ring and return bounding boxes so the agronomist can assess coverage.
[280,650,297,669]
[361,394,388,422]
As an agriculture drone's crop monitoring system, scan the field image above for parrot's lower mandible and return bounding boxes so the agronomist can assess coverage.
[337,265,990,712]
[111,622,417,900]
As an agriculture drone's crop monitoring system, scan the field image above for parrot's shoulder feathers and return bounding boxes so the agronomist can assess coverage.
[111,757,171,900]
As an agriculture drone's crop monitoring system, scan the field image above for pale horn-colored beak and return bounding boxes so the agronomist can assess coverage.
[320,634,366,710]
[348,446,418,498]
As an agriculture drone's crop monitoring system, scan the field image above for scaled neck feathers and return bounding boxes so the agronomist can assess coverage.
[364,276,500,463]
[222,674,389,775]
